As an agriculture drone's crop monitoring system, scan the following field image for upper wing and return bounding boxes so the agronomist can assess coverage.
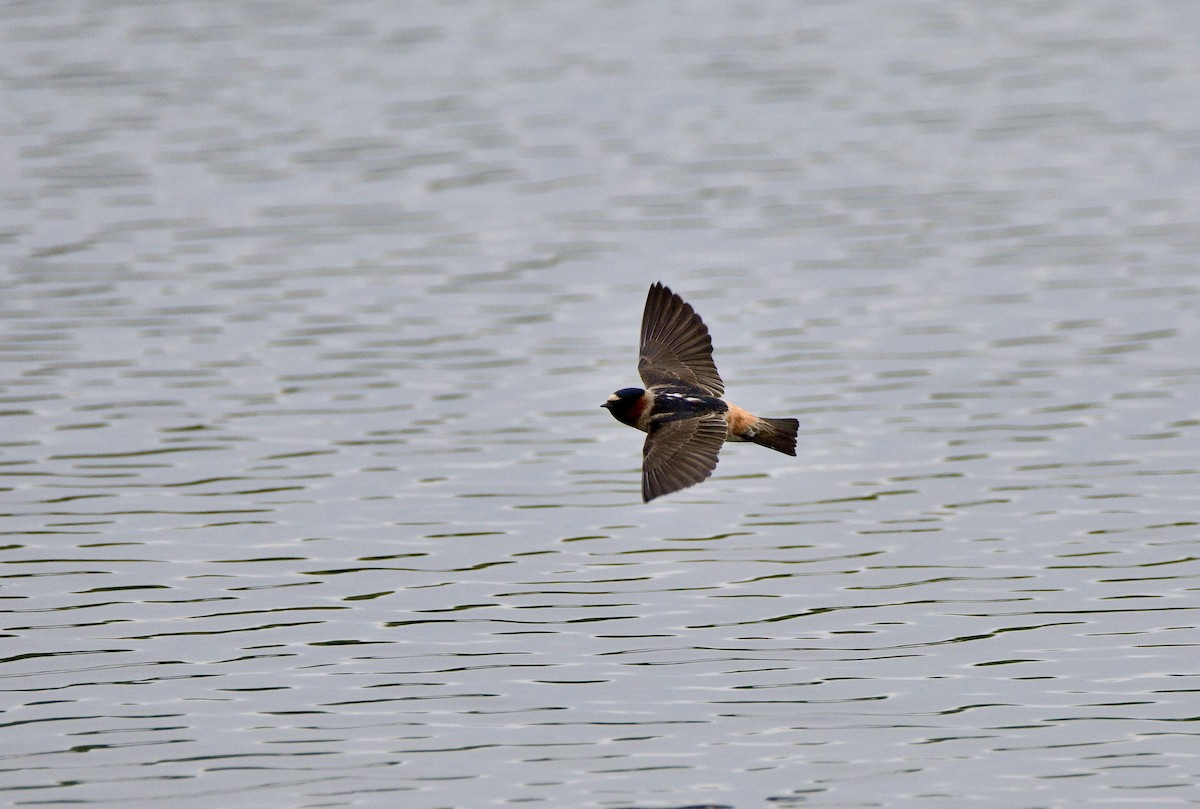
[641,414,727,502]
[638,282,724,396]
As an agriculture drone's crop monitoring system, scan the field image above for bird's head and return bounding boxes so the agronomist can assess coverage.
[601,387,646,427]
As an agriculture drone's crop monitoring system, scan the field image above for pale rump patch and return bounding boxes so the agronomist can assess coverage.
[725,403,758,439]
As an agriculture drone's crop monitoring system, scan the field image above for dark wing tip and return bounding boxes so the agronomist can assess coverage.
[642,461,717,502]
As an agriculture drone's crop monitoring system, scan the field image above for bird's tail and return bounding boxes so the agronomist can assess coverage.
[751,417,799,456]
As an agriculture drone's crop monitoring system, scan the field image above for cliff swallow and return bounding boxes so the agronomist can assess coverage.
[603,282,798,501]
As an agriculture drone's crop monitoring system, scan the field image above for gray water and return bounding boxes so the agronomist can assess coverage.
[2,2,1199,808]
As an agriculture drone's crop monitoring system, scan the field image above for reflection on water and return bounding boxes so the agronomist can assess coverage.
[3,1,1200,807]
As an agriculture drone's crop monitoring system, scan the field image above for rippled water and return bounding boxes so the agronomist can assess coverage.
[3,2,1199,807]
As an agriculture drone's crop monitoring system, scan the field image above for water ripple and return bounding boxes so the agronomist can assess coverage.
[3,1,1200,807]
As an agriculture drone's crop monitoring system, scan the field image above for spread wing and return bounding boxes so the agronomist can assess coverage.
[638,282,724,396]
[641,414,727,502]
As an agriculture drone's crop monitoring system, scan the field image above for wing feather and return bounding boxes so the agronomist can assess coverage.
[638,283,724,396]
[641,414,727,501]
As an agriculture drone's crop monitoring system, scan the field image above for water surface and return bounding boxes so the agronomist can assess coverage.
[2,2,1199,808]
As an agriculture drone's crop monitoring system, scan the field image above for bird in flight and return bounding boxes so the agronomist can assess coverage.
[603,282,798,501]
